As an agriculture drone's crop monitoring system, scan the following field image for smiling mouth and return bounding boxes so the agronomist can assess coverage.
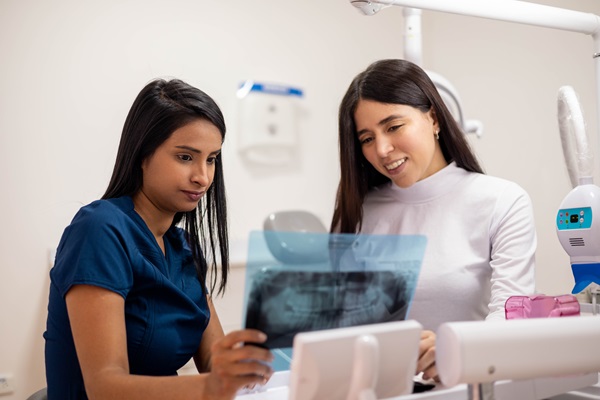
[385,158,407,170]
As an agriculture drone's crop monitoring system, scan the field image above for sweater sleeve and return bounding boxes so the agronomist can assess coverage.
[487,183,537,320]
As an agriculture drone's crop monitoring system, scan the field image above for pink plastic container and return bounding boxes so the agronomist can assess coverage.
[505,294,580,319]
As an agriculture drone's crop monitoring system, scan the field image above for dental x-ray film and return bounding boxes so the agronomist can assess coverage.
[242,230,426,349]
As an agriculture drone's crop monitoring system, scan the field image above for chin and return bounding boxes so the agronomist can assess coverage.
[177,204,200,214]
[392,177,416,189]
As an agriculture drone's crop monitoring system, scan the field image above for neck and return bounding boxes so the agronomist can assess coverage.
[131,192,174,245]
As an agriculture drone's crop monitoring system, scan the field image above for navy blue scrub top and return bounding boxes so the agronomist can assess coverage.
[44,196,210,399]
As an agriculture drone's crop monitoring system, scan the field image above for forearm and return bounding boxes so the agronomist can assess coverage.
[84,370,223,400]
[194,352,212,373]
[194,296,226,373]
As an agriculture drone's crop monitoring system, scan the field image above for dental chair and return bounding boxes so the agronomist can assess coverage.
[263,210,327,234]
[262,210,329,265]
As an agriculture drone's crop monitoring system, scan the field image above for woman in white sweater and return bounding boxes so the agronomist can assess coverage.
[330,59,536,381]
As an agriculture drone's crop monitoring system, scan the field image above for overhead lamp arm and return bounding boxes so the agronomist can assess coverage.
[367,0,600,35]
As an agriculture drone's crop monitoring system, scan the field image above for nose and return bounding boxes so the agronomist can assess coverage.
[375,136,394,158]
[192,164,211,188]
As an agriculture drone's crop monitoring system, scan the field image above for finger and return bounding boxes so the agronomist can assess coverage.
[205,372,270,398]
[228,360,274,378]
[422,364,439,382]
[418,331,435,357]
[420,330,433,339]
[240,346,274,364]
[213,344,274,368]
[210,346,274,380]
[214,329,268,350]
[211,359,273,386]
[235,373,271,388]
[416,345,435,375]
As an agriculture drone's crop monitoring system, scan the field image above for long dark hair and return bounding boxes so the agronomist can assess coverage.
[331,59,483,233]
[103,78,229,296]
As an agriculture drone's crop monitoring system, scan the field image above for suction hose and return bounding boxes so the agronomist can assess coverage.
[557,85,592,186]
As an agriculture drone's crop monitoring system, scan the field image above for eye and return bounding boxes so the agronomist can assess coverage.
[177,154,193,162]
[207,156,218,165]
[388,124,402,133]
[359,136,373,145]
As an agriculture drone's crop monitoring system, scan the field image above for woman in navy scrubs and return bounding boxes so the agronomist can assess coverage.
[44,79,273,399]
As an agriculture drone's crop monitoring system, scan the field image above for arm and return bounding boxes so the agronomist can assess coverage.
[194,296,225,373]
[67,284,273,400]
[488,187,537,319]
[415,187,537,380]
[195,297,275,391]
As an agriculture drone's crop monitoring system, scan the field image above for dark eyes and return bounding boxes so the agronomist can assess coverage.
[178,154,218,164]
[358,124,402,145]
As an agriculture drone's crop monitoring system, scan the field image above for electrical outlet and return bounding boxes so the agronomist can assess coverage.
[0,374,14,395]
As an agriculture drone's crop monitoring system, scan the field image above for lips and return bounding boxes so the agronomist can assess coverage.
[385,157,407,171]
[182,190,205,201]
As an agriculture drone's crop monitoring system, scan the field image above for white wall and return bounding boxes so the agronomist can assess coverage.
[0,0,598,398]
[422,0,600,295]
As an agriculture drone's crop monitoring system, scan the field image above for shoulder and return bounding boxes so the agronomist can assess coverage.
[52,198,141,297]
[464,173,534,227]
[70,197,134,229]
[487,175,531,203]
[464,171,531,202]
[434,167,533,217]
[74,197,133,222]
[61,197,139,246]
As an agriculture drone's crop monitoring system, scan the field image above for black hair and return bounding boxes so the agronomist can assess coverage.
[332,59,483,233]
[103,78,229,295]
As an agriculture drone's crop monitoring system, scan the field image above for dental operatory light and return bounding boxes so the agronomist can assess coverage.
[555,85,600,294]
[426,70,483,137]
[349,1,388,16]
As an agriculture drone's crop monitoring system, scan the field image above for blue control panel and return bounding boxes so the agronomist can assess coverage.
[556,207,592,230]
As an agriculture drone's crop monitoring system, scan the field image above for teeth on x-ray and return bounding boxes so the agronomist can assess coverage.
[242,231,427,349]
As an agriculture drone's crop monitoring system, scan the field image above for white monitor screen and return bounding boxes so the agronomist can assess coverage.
[288,320,422,400]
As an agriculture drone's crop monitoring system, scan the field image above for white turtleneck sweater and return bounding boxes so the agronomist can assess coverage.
[360,162,537,331]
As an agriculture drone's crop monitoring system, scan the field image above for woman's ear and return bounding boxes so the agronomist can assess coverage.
[428,108,439,131]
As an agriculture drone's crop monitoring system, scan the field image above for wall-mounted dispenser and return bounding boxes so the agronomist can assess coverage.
[236,80,303,165]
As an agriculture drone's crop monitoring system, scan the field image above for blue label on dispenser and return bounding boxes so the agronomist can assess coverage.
[556,207,592,230]
[237,80,303,98]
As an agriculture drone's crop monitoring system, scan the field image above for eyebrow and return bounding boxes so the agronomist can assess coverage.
[357,114,405,136]
[175,145,221,155]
